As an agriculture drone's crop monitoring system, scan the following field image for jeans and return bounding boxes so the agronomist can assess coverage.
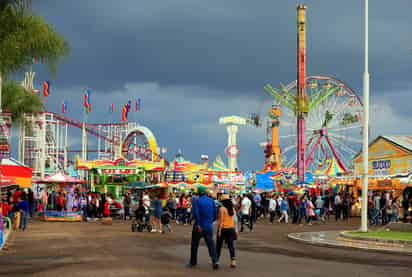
[297,209,306,224]
[124,206,130,220]
[240,214,251,232]
[335,205,341,221]
[279,210,288,223]
[269,210,276,223]
[216,228,236,261]
[190,226,217,266]
[8,211,14,225]
[20,211,28,231]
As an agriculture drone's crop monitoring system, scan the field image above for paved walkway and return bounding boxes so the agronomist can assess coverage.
[1,220,411,276]
[288,231,412,254]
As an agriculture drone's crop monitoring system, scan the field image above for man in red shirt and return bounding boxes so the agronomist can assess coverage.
[12,188,22,203]
[1,200,10,217]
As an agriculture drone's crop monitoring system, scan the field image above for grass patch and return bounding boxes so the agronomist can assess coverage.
[349,229,412,241]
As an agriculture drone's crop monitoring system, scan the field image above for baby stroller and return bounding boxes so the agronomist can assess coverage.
[131,206,152,232]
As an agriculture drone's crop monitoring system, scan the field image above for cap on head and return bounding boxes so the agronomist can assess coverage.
[198,185,207,194]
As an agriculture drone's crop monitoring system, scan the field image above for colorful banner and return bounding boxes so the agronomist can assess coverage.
[83,89,91,113]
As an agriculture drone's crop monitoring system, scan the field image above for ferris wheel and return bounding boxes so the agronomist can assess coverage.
[264,76,363,173]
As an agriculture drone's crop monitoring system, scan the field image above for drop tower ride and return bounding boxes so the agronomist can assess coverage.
[296,5,308,182]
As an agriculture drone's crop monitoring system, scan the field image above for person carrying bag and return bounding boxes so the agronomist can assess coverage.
[216,195,238,268]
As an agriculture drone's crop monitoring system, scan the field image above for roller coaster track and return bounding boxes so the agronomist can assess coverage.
[45,112,124,146]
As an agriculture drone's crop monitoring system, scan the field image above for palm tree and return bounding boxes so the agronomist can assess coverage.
[0,1,69,120]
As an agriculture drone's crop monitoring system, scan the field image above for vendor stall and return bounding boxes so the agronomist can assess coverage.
[34,173,86,222]
[0,158,32,189]
[76,157,165,199]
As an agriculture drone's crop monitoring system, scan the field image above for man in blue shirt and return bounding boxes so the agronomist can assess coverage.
[16,195,30,231]
[188,185,218,269]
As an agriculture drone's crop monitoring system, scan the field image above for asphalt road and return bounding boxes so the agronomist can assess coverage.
[0,218,410,277]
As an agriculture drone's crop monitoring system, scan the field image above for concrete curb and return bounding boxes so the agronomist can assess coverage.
[288,231,412,255]
[340,231,412,246]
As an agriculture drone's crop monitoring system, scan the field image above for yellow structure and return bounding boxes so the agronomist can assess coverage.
[353,136,412,176]
[353,136,412,192]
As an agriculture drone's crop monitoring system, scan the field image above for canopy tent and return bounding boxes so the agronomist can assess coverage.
[34,173,85,184]
[0,158,32,188]
[316,158,346,176]
[209,155,230,171]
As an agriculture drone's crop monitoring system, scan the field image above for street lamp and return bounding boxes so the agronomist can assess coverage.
[360,0,370,232]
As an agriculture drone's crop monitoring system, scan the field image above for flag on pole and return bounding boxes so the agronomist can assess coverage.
[110,103,115,113]
[135,98,141,111]
[121,105,128,121]
[126,100,131,113]
[61,101,68,113]
[43,81,50,97]
[83,89,91,113]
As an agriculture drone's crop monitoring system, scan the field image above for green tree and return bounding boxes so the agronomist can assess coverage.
[0,1,69,120]
[2,79,43,123]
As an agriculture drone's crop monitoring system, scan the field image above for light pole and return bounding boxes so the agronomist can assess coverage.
[361,0,370,232]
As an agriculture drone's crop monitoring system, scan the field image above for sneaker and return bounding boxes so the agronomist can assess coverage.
[230,260,237,268]
[186,263,196,268]
[151,229,158,233]
[212,263,219,270]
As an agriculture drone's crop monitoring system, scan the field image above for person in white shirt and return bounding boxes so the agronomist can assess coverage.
[142,192,152,226]
[334,194,342,221]
[269,195,277,224]
[240,194,251,232]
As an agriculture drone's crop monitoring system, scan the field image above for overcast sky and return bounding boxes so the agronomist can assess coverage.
[25,1,412,171]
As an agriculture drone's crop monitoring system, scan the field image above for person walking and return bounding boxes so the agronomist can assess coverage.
[334,193,342,221]
[153,195,163,232]
[27,189,35,218]
[269,194,277,224]
[187,186,219,270]
[16,195,29,231]
[278,197,289,224]
[123,193,131,220]
[216,195,238,268]
[239,194,252,232]
[306,197,315,225]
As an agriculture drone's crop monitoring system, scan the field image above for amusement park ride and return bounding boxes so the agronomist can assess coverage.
[0,4,364,188]
[14,72,162,181]
[260,6,363,181]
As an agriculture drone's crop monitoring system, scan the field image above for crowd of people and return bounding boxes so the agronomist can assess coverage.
[0,188,33,231]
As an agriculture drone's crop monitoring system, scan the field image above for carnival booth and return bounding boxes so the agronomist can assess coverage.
[164,153,245,194]
[0,158,32,189]
[76,157,165,200]
[35,173,86,222]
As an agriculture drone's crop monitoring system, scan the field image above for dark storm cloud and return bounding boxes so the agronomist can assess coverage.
[22,1,412,170]
[33,1,412,95]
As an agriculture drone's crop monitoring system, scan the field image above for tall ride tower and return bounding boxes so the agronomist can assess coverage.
[296,5,308,182]
[265,104,282,171]
[219,116,247,171]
